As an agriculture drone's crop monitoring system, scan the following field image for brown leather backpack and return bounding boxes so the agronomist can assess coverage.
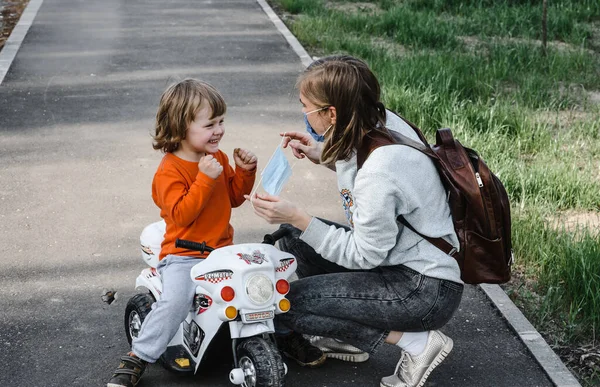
[357,115,513,284]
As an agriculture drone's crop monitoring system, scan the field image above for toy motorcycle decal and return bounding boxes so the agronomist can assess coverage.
[141,244,153,256]
[237,250,266,265]
[196,294,212,315]
[183,320,204,357]
[276,258,295,272]
[195,269,233,283]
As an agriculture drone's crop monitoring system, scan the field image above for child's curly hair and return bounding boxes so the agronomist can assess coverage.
[153,79,227,153]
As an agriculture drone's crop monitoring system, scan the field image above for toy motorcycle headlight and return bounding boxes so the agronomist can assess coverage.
[245,274,274,305]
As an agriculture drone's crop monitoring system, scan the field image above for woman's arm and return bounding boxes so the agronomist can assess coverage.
[245,193,312,231]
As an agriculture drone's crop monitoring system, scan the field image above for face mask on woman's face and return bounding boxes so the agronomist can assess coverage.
[304,114,324,142]
[303,106,328,142]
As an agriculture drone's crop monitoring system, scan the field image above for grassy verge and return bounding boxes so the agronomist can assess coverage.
[269,0,600,384]
[0,0,31,52]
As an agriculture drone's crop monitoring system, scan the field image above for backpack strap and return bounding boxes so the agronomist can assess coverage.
[356,127,457,258]
[357,128,436,168]
[356,132,396,169]
[387,113,465,170]
[388,111,431,146]
[397,216,457,257]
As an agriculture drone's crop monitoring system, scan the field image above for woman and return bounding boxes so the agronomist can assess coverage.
[246,56,463,387]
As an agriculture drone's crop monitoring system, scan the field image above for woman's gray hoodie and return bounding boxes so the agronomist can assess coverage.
[300,112,462,283]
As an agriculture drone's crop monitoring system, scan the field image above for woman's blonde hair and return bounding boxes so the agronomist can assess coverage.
[153,79,226,153]
[298,57,389,165]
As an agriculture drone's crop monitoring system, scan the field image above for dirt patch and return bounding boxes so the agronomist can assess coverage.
[588,91,600,105]
[0,0,29,52]
[371,37,407,58]
[549,210,600,236]
[458,35,596,55]
[590,22,600,52]
[325,1,382,15]
[533,109,595,129]
[458,36,482,52]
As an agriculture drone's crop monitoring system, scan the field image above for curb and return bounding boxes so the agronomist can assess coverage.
[0,0,44,85]
[255,1,583,386]
[480,284,581,387]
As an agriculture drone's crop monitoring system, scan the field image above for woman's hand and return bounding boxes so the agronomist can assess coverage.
[244,193,312,231]
[233,148,258,171]
[281,131,323,164]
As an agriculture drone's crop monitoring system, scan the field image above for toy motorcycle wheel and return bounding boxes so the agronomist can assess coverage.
[123,293,193,374]
[236,337,285,387]
[124,293,155,345]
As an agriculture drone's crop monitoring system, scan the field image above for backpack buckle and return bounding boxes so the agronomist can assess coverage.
[448,247,458,257]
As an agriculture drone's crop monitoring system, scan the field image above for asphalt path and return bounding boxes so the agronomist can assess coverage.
[0,0,555,386]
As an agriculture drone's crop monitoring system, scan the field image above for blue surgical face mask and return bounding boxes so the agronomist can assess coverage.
[304,114,324,142]
[260,146,292,196]
[303,106,329,142]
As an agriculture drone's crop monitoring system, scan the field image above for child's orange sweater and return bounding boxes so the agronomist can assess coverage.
[152,151,256,260]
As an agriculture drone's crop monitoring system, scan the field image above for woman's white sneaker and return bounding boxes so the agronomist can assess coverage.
[380,330,453,387]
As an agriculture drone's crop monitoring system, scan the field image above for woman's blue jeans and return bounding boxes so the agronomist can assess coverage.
[275,221,463,354]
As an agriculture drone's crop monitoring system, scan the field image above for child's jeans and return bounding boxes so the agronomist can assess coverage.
[132,255,200,363]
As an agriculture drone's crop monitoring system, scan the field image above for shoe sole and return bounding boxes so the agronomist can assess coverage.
[416,337,453,387]
[379,337,453,387]
[282,351,327,368]
[323,351,369,363]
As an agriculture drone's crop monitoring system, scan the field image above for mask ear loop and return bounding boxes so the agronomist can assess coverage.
[248,132,298,210]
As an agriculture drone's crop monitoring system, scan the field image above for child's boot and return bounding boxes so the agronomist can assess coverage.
[107,352,147,387]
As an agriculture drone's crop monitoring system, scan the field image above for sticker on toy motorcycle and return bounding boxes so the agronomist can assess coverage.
[237,250,266,265]
[194,294,212,314]
[243,310,275,323]
[195,270,233,283]
[183,320,205,357]
[276,257,295,272]
[141,244,153,255]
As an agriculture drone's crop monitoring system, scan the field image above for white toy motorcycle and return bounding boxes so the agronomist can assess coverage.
[125,221,296,387]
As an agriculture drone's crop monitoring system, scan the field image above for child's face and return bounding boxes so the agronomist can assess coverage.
[183,104,225,156]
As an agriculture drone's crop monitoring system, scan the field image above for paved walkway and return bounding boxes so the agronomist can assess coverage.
[0,0,579,386]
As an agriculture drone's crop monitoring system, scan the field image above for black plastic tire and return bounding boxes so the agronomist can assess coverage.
[237,337,286,387]
[124,293,155,345]
[124,292,195,374]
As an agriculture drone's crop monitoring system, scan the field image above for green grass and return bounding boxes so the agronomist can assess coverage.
[513,212,600,342]
[271,0,600,383]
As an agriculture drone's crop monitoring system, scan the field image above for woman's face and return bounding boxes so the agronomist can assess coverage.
[300,92,331,136]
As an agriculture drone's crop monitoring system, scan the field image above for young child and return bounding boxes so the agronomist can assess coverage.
[107,79,257,387]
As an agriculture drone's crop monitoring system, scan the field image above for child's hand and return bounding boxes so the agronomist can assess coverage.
[198,155,223,179]
[233,148,257,171]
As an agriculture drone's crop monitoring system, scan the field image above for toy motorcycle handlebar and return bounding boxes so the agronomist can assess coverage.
[175,239,214,253]
[262,227,289,245]
[175,228,289,253]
